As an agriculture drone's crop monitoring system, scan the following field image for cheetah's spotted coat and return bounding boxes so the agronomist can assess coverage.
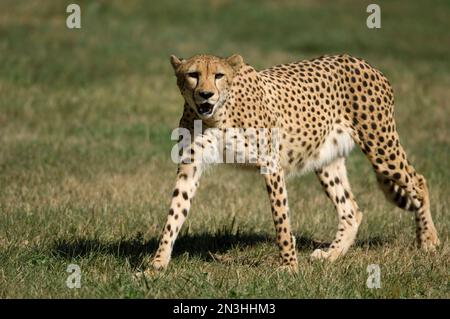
[149,54,440,273]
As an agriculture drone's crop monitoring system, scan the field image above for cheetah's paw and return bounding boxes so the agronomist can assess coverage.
[310,248,342,262]
[134,259,168,280]
[418,232,440,252]
[277,263,298,274]
[151,258,169,271]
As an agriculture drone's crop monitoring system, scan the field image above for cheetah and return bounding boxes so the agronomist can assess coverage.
[149,53,440,273]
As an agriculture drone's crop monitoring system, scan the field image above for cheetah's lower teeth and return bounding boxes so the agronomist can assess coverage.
[198,103,213,115]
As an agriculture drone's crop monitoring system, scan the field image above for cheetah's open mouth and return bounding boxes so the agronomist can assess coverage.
[197,102,214,116]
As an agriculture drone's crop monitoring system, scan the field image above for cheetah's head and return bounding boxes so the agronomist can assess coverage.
[170,54,244,119]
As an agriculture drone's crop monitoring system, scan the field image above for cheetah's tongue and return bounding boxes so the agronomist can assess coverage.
[198,102,214,115]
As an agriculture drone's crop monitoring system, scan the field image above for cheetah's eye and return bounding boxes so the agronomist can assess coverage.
[187,72,199,79]
[215,73,225,79]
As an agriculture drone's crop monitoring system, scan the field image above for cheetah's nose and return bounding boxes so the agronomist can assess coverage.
[199,91,214,99]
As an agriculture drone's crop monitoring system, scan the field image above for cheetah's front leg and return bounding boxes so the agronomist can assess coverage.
[150,129,220,271]
[150,162,202,270]
[264,170,298,273]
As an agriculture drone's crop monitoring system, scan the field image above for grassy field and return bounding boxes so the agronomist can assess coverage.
[0,0,449,298]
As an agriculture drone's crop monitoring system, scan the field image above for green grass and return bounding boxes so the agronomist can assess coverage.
[0,0,449,298]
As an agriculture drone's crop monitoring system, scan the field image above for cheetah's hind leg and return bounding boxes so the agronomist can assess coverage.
[355,118,440,250]
[310,157,362,261]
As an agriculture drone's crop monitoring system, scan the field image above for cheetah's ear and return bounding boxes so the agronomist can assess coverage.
[170,55,185,72]
[226,54,244,72]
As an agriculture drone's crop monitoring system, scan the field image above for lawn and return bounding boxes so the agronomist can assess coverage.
[0,0,449,298]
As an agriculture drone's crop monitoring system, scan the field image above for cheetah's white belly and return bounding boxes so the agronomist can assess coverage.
[298,127,355,175]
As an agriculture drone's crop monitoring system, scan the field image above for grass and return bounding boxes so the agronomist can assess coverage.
[0,0,449,298]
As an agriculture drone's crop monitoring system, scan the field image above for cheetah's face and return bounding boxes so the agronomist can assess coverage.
[170,54,243,119]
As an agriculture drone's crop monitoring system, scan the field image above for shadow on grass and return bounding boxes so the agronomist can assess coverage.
[50,232,392,269]
[51,231,272,269]
[355,236,393,248]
